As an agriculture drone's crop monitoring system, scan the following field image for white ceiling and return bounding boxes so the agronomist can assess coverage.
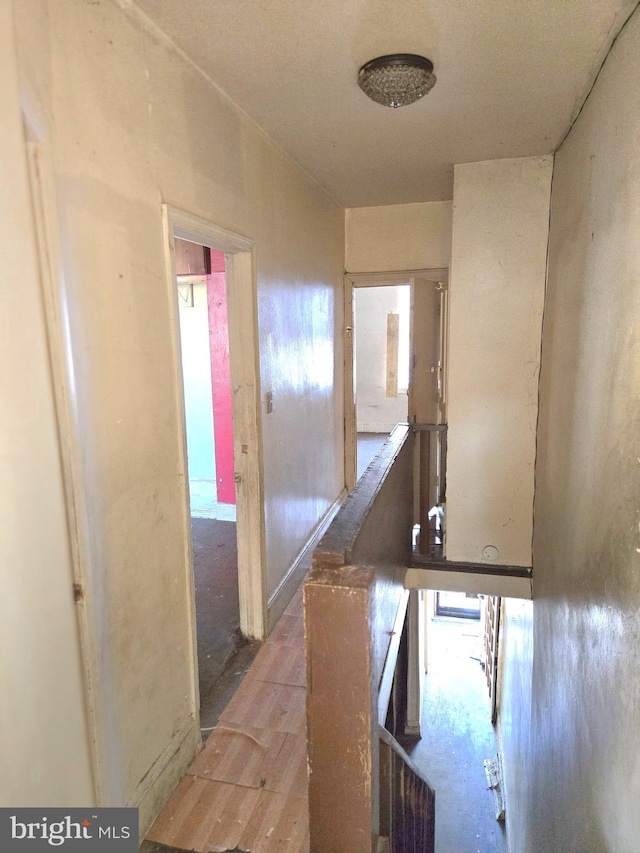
[133,0,636,207]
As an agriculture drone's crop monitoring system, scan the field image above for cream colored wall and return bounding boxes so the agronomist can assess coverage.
[345,201,452,273]
[500,8,640,851]
[446,157,552,566]
[12,0,343,830]
[0,3,94,806]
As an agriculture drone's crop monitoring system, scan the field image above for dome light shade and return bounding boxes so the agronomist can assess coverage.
[358,54,436,108]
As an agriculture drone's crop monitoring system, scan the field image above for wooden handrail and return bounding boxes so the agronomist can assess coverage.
[378,725,434,791]
[378,725,436,853]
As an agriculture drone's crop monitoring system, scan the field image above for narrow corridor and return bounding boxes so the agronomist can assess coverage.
[407,613,508,853]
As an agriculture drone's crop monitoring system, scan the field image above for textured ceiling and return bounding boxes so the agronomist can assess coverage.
[132,0,636,207]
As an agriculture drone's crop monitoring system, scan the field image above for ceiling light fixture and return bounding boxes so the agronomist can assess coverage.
[358,54,436,108]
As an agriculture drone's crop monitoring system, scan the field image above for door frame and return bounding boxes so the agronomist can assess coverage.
[162,206,267,649]
[344,269,448,491]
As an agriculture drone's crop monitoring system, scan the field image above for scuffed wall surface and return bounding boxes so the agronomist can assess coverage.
[0,3,95,806]
[526,7,640,851]
[446,157,552,566]
[13,0,343,825]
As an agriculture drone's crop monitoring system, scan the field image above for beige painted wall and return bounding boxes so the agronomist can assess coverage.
[345,201,452,273]
[0,2,95,807]
[12,0,344,830]
[446,157,552,566]
[500,8,640,851]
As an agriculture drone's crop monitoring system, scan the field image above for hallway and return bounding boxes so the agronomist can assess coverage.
[408,612,508,853]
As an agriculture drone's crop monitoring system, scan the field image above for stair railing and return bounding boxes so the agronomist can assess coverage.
[378,724,436,853]
[412,423,447,556]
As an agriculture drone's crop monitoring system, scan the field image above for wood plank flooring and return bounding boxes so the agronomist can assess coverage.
[145,586,309,853]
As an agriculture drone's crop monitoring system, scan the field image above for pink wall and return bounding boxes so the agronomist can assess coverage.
[207,254,235,505]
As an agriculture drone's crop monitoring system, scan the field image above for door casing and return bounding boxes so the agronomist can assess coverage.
[344,269,449,491]
[163,206,267,663]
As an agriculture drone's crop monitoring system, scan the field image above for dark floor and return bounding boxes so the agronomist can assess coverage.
[357,431,389,479]
[192,518,260,731]
[407,617,508,853]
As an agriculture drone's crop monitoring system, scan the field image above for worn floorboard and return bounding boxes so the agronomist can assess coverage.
[145,592,309,853]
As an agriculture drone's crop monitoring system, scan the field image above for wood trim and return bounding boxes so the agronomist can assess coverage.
[175,274,207,284]
[404,567,532,600]
[378,725,435,791]
[128,715,200,839]
[386,313,399,397]
[313,424,410,568]
[343,276,356,492]
[405,590,424,737]
[410,556,532,577]
[24,130,105,804]
[171,210,253,253]
[223,249,267,640]
[267,488,347,632]
[346,269,449,286]
[162,207,203,725]
[163,205,267,655]
[377,590,409,725]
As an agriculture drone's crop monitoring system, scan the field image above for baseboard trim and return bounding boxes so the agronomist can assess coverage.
[129,715,200,840]
[267,489,347,632]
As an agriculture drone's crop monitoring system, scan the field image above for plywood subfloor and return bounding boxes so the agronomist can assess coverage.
[145,586,309,853]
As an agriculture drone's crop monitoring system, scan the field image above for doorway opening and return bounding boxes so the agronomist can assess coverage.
[174,238,245,729]
[177,239,236,524]
[164,206,266,735]
[345,271,448,558]
[354,283,410,479]
[406,590,507,852]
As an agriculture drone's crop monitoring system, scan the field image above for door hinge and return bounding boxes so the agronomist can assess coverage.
[73,583,84,603]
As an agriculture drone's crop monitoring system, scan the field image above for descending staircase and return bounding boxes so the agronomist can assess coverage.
[378,726,435,853]
[306,422,530,852]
